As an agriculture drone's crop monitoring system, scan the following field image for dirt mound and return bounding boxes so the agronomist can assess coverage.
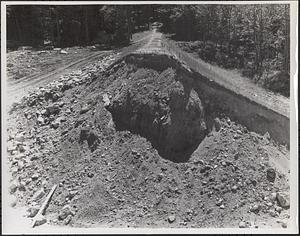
[6,53,290,228]
[106,64,208,162]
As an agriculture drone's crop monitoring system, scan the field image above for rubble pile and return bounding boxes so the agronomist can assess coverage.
[6,54,290,228]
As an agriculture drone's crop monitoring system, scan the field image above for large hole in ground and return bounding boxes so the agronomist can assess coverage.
[105,64,212,163]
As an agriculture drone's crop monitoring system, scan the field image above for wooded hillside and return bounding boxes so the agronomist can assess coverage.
[6,4,290,96]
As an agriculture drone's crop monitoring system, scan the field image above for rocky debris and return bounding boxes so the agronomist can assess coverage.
[9,180,18,194]
[168,215,176,223]
[32,188,45,201]
[10,52,118,112]
[32,215,47,227]
[50,120,60,129]
[266,168,276,182]
[27,206,40,218]
[79,127,99,152]
[238,220,251,228]
[250,204,260,214]
[6,51,290,228]
[102,93,110,107]
[276,192,290,208]
[60,50,68,54]
[213,118,221,131]
[45,104,61,116]
[64,215,72,225]
[80,105,90,114]
[58,205,75,221]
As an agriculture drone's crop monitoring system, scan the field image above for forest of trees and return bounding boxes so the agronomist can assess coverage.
[7,5,154,47]
[155,5,290,96]
[7,4,290,96]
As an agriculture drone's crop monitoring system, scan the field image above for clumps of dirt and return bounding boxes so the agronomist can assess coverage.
[106,64,209,162]
[6,53,290,228]
[79,127,100,152]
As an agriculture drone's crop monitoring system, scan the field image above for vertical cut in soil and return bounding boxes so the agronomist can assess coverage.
[105,62,211,162]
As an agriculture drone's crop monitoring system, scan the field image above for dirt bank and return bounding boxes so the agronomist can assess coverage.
[6,51,290,229]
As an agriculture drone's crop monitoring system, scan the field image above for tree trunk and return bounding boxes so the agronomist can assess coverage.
[55,7,61,47]
[84,7,90,44]
[12,7,22,42]
[284,5,289,74]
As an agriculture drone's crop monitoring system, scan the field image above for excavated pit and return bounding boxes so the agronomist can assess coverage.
[105,55,212,162]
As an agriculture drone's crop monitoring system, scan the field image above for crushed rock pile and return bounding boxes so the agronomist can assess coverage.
[6,54,290,228]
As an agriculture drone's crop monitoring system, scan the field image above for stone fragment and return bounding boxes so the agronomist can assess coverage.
[267,168,276,182]
[60,50,68,54]
[239,221,246,228]
[168,215,176,223]
[33,215,47,227]
[32,188,45,201]
[45,104,60,116]
[213,118,221,131]
[58,205,75,220]
[276,192,290,208]
[250,204,260,214]
[27,206,39,217]
[50,120,60,129]
[9,181,18,194]
[80,105,90,114]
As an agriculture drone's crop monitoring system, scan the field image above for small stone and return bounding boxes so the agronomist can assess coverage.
[266,168,276,182]
[281,222,287,228]
[80,105,90,114]
[213,118,221,131]
[269,209,277,217]
[64,215,72,225]
[32,188,45,201]
[27,206,39,217]
[9,195,17,207]
[264,132,270,140]
[18,182,26,191]
[55,116,67,123]
[45,104,60,116]
[220,204,225,209]
[168,215,176,223]
[276,192,290,208]
[266,202,273,207]
[239,221,246,228]
[33,215,47,227]
[250,204,260,213]
[31,173,40,180]
[87,172,94,178]
[60,50,68,54]
[30,153,41,161]
[275,206,283,213]
[231,185,238,193]
[50,121,60,129]
[41,109,47,115]
[9,181,18,194]
[37,116,44,124]
[58,205,75,220]
[216,198,223,206]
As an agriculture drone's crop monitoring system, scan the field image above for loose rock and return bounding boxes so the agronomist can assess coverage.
[266,168,276,182]
[58,205,75,220]
[168,215,176,223]
[276,192,290,208]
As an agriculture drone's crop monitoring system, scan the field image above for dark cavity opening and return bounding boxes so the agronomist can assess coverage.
[106,87,210,163]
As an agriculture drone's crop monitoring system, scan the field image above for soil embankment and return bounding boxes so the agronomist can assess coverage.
[5,30,290,229]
